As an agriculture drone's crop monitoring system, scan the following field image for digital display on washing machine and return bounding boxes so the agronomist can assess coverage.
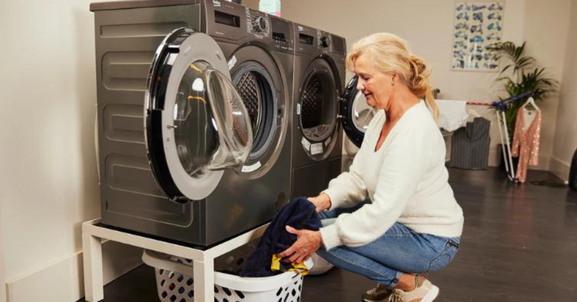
[271,18,289,42]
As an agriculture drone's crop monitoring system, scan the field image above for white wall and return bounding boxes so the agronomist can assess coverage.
[246,0,571,169]
[1,0,99,278]
[0,0,141,301]
[1,201,5,302]
[522,0,571,171]
[1,0,10,300]
[552,0,577,180]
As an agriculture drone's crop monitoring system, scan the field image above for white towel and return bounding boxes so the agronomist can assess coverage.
[435,100,469,132]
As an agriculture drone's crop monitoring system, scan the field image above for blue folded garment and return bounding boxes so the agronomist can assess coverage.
[240,197,321,277]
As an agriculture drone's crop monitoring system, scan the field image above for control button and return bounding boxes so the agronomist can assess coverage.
[320,36,329,48]
[253,16,267,32]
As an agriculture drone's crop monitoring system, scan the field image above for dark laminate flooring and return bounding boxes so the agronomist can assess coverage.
[78,168,577,302]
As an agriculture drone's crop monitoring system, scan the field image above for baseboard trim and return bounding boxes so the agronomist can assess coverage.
[6,241,142,302]
[534,154,551,171]
[488,149,501,167]
[550,156,571,181]
[488,149,551,171]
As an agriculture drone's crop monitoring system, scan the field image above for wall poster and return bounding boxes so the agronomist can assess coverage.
[452,2,504,71]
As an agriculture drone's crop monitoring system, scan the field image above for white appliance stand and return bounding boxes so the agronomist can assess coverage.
[82,219,268,302]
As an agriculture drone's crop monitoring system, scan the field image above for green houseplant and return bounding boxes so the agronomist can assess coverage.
[489,41,559,141]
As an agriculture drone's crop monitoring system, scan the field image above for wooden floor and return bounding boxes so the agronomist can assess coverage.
[79,168,577,302]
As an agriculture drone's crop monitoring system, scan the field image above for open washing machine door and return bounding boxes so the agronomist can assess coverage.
[340,76,376,148]
[145,28,253,203]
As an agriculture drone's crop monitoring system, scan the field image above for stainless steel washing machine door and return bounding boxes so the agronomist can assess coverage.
[145,28,253,202]
[297,57,340,161]
[340,76,377,148]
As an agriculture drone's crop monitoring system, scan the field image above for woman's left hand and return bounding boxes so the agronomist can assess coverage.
[278,226,323,264]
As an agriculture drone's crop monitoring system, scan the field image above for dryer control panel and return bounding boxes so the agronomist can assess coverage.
[318,30,346,60]
[245,8,270,38]
[331,34,346,55]
[270,16,294,54]
[318,30,332,51]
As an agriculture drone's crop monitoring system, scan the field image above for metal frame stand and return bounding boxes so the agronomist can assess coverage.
[496,110,518,182]
[82,219,268,302]
[467,90,536,183]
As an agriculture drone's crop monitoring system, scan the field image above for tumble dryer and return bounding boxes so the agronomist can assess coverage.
[90,0,295,247]
[291,24,374,198]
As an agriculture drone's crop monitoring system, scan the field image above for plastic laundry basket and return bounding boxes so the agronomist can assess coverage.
[308,253,333,275]
[142,243,312,302]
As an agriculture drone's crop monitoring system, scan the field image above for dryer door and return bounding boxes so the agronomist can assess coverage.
[340,76,377,148]
[145,28,253,202]
[297,57,340,161]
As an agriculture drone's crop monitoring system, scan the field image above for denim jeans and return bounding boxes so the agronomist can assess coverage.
[316,203,460,289]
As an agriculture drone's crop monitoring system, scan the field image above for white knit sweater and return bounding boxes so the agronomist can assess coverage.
[320,101,464,250]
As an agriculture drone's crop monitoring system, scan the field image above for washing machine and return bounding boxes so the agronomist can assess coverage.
[291,23,375,198]
[342,76,378,153]
[90,0,295,247]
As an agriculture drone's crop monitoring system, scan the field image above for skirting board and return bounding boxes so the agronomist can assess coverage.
[488,150,551,171]
[550,156,571,181]
[488,150,501,167]
[6,241,143,302]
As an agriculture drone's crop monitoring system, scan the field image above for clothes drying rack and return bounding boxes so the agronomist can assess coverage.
[465,90,536,182]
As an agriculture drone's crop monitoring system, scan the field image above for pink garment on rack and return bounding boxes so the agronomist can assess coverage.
[511,107,541,183]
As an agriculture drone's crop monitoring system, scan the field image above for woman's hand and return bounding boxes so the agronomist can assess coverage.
[308,193,332,213]
[278,226,323,264]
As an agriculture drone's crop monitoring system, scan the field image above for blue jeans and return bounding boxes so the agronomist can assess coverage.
[316,203,460,289]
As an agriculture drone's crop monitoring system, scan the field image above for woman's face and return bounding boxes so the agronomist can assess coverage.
[354,54,395,110]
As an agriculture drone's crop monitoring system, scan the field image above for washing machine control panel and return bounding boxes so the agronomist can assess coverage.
[253,16,267,32]
[246,9,270,38]
[320,36,329,48]
[318,30,332,51]
[270,16,294,54]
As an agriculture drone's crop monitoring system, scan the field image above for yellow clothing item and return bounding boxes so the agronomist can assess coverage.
[271,254,310,275]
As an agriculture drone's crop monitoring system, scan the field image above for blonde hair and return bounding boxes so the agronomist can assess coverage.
[346,33,439,119]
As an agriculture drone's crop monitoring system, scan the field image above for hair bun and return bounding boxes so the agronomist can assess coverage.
[408,54,430,97]
[409,55,428,79]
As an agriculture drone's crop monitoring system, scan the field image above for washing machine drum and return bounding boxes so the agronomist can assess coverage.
[145,28,253,202]
[229,53,286,174]
[297,60,378,158]
[299,60,338,144]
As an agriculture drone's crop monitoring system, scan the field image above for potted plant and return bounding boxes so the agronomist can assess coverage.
[488,41,559,168]
[489,41,559,139]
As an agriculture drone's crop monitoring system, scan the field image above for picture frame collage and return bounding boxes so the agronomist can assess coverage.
[452,2,504,71]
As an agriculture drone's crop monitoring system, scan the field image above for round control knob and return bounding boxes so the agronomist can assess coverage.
[253,16,267,32]
[320,36,329,48]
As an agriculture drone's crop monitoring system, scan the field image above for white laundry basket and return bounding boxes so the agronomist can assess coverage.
[308,253,333,275]
[142,243,312,302]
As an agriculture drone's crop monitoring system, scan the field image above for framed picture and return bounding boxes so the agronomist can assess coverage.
[451,2,504,71]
